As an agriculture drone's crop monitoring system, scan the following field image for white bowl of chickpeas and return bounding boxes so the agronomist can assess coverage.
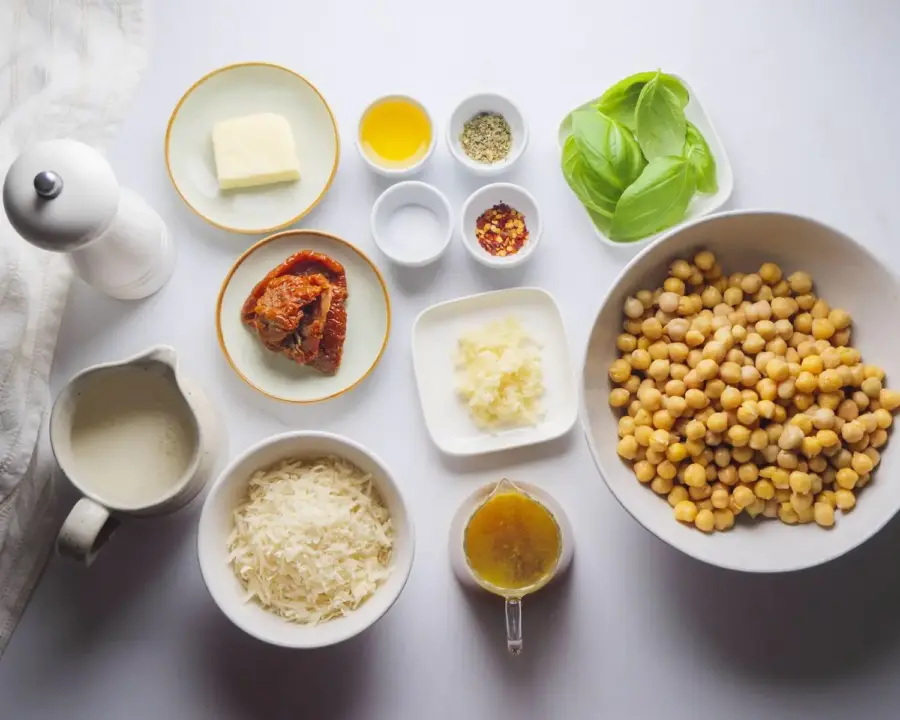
[582,210,900,572]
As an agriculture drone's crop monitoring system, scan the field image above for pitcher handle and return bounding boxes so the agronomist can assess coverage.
[505,597,523,655]
[57,498,120,566]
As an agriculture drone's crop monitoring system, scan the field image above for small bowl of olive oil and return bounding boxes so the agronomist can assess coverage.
[357,94,436,177]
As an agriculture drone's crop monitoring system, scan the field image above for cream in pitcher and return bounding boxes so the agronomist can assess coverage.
[50,345,224,564]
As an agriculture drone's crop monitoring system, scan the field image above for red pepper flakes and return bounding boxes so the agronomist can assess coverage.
[475,203,528,257]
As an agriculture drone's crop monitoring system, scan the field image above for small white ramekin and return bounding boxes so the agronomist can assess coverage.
[357,94,436,178]
[459,182,541,269]
[371,181,453,267]
[447,93,527,176]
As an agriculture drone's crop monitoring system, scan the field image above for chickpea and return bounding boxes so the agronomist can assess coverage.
[789,471,811,494]
[727,425,751,447]
[616,334,637,353]
[811,318,835,341]
[835,489,856,511]
[742,333,765,355]
[650,476,674,495]
[741,365,761,387]
[835,467,859,490]
[713,508,735,531]
[667,487,688,508]
[777,450,799,470]
[754,479,775,500]
[732,446,754,464]
[670,349,690,368]
[748,428,769,451]
[624,297,644,319]
[763,358,788,383]
[635,425,654,448]
[740,273,762,295]
[861,376,883,400]
[681,463,704,488]
[817,369,842,393]
[791,491,813,513]
[794,313,813,334]
[779,503,800,525]
[718,465,738,486]
[617,436,639,459]
[647,359,670,383]
[737,401,759,425]
[653,409,676,430]
[814,502,835,528]
[684,388,709,410]
[840,421,864,444]
[633,460,655,483]
[732,485,755,509]
[609,388,630,408]
[799,431,823,455]
[618,416,636,438]
[693,508,715,533]
[809,298,830,319]
[738,463,759,484]
[635,386,661,412]
[689,484,712,501]
[670,259,692,280]
[690,250,713,271]
[723,286,744,307]
[674,500,699,523]
[879,389,900,412]
[776,424,803,452]
[786,271,812,294]
[684,330,705,348]
[771,468,790,490]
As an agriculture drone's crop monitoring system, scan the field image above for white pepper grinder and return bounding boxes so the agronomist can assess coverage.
[2,139,175,300]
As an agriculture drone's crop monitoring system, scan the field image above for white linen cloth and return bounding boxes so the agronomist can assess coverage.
[0,0,148,656]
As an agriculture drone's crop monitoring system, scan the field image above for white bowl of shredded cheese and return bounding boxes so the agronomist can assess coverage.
[198,431,414,647]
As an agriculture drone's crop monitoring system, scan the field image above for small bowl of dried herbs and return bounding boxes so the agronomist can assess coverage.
[447,93,527,176]
[460,183,541,268]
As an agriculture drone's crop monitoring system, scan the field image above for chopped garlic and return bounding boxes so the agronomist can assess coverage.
[455,316,544,429]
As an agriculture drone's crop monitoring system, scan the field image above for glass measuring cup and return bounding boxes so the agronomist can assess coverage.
[462,478,563,655]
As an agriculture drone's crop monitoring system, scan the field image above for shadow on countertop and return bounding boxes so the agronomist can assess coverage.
[649,511,900,684]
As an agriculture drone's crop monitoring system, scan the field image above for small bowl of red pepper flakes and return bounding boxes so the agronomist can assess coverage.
[460,183,542,268]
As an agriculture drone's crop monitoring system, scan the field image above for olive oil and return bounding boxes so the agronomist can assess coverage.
[360,98,431,168]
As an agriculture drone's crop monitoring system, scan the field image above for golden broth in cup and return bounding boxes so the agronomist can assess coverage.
[463,482,561,594]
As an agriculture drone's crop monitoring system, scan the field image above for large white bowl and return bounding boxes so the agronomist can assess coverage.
[198,431,415,647]
[582,210,900,573]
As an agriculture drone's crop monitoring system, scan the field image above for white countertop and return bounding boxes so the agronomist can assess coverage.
[4,1,900,718]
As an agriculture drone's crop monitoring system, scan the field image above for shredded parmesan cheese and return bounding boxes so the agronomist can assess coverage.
[455,316,545,429]
[226,456,393,625]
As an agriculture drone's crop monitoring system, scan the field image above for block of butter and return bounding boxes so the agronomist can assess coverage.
[211,113,301,190]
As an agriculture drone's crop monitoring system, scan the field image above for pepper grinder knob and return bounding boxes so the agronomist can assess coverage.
[34,171,64,199]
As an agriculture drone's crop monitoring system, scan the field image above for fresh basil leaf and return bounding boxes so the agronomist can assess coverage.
[561,135,618,217]
[594,71,689,131]
[587,207,613,235]
[683,121,717,194]
[635,73,687,160]
[610,156,697,242]
[571,109,645,192]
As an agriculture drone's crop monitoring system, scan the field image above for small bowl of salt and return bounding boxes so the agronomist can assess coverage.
[447,93,528,176]
[370,181,453,267]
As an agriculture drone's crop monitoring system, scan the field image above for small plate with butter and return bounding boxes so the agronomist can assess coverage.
[166,62,339,234]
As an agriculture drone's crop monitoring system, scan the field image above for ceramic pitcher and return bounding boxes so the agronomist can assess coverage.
[49,345,225,565]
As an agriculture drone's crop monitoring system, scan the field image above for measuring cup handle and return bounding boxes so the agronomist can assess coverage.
[505,598,523,655]
[57,498,120,566]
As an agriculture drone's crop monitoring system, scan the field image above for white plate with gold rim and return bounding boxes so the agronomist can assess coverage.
[166,62,339,234]
[217,230,390,403]
[411,288,578,456]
